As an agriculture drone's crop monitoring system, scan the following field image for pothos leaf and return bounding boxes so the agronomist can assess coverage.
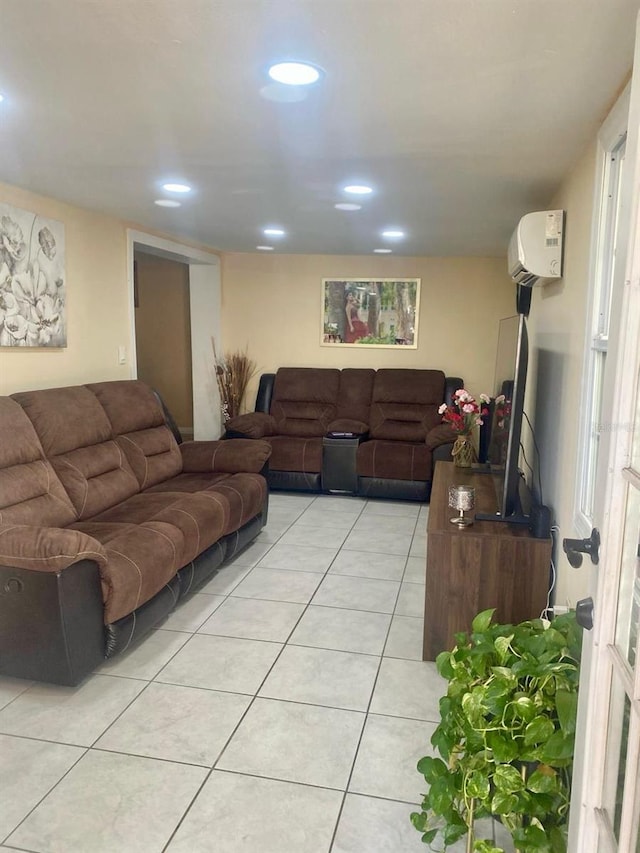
[494,634,514,664]
[493,764,525,793]
[487,731,519,763]
[491,790,519,815]
[436,650,455,679]
[526,767,560,794]
[539,730,575,763]
[466,770,490,800]
[555,689,578,735]
[524,716,556,745]
[421,828,438,844]
[472,609,496,634]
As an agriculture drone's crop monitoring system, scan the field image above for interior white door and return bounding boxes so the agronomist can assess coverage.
[568,18,640,850]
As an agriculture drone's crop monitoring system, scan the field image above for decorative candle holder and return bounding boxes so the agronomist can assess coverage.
[448,485,475,527]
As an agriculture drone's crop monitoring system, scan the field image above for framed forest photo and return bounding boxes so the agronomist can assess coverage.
[321,278,420,348]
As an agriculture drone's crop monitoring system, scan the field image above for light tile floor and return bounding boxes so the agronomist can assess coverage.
[0,493,508,853]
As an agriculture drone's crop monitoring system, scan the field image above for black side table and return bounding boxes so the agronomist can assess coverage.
[322,432,368,493]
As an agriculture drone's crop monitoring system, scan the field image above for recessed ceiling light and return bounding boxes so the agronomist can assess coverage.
[154,199,182,208]
[374,248,392,254]
[0,94,4,103]
[162,182,191,193]
[334,203,362,211]
[256,245,274,251]
[382,230,405,238]
[263,228,285,237]
[267,61,322,86]
[344,184,373,195]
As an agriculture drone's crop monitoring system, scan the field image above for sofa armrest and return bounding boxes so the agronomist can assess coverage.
[425,424,457,450]
[0,525,107,573]
[327,418,369,436]
[180,439,272,474]
[225,412,276,439]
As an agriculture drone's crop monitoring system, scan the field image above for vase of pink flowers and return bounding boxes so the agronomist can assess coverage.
[438,389,490,468]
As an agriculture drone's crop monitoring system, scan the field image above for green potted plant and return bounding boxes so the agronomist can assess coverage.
[411,609,582,853]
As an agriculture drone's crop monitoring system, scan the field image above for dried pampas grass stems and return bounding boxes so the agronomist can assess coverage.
[211,339,257,422]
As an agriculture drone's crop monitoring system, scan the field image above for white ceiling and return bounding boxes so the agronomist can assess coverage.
[1,0,638,256]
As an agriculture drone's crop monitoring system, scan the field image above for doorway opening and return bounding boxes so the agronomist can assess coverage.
[126,230,222,440]
[134,251,193,440]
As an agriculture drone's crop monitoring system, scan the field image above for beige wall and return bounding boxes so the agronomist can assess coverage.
[526,141,598,607]
[0,182,131,395]
[134,254,193,431]
[221,253,516,409]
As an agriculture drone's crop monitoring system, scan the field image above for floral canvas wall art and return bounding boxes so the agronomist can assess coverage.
[0,203,66,347]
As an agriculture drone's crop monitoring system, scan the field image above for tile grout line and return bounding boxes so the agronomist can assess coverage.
[160,493,368,851]
[0,493,433,851]
[326,553,405,852]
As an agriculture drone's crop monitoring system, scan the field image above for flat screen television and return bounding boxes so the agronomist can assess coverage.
[484,313,529,520]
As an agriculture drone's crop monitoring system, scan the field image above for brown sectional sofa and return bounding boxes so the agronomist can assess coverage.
[226,367,463,501]
[0,380,271,686]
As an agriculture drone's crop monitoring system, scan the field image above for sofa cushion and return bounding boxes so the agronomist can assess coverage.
[11,385,113,456]
[144,472,231,493]
[267,435,324,474]
[334,368,375,425]
[87,380,166,434]
[205,473,268,533]
[11,385,141,519]
[87,381,183,489]
[0,397,78,527]
[180,439,271,474]
[368,369,445,441]
[116,427,182,489]
[51,441,140,520]
[80,490,229,564]
[357,440,433,482]
[145,472,268,535]
[270,368,340,437]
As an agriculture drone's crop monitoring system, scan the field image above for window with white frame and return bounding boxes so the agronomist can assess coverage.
[575,95,628,536]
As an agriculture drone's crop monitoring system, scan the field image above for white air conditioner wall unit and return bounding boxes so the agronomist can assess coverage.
[508,210,564,286]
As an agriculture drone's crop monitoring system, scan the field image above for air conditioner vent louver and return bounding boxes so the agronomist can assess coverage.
[508,210,564,287]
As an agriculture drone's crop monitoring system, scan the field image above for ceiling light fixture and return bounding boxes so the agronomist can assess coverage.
[154,199,181,208]
[0,93,4,103]
[382,230,405,238]
[162,182,192,193]
[263,228,285,237]
[256,245,274,251]
[374,248,392,254]
[334,203,362,211]
[343,185,373,195]
[267,61,322,86]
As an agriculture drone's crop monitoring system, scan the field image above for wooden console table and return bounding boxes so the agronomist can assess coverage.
[423,462,552,660]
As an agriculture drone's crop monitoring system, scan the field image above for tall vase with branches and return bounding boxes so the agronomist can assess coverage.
[211,339,257,423]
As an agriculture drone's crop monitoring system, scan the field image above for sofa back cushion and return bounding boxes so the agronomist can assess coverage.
[0,397,78,526]
[87,381,183,489]
[368,369,446,441]
[332,368,376,430]
[11,386,140,520]
[270,368,340,437]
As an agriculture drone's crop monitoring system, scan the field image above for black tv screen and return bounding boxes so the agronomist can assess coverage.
[487,314,529,518]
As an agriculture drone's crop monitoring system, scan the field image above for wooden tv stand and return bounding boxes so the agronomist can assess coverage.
[423,462,552,660]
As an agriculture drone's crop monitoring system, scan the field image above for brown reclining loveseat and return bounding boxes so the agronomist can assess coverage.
[0,380,270,686]
[226,367,462,501]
